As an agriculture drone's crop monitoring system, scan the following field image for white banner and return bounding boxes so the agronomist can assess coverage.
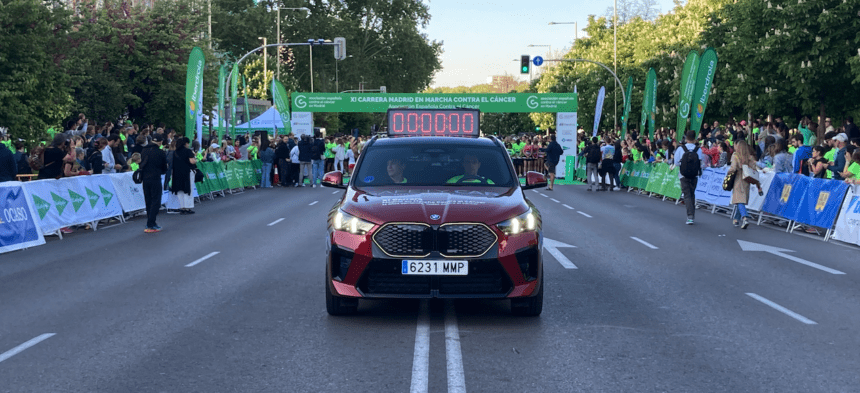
[161,174,199,207]
[694,167,732,207]
[747,170,775,212]
[556,112,578,179]
[832,185,860,246]
[22,175,123,234]
[592,86,605,137]
[290,112,313,137]
[108,172,146,213]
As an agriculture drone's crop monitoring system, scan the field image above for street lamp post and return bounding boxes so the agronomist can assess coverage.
[614,0,618,130]
[258,37,267,96]
[547,21,578,46]
[275,6,310,81]
[336,55,353,93]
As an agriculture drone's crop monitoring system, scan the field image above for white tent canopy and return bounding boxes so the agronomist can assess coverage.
[211,106,289,133]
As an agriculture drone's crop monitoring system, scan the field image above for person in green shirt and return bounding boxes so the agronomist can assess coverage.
[325,138,336,172]
[824,145,836,179]
[447,154,495,184]
[843,150,860,182]
[386,157,407,184]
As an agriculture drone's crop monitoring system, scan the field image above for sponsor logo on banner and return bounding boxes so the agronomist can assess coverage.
[87,187,100,208]
[99,186,114,206]
[33,195,51,219]
[526,96,539,109]
[781,185,791,203]
[51,192,69,216]
[815,192,830,212]
[69,190,85,212]
[3,207,28,223]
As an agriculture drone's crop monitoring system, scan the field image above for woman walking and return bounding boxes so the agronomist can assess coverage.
[728,140,762,229]
[170,137,197,214]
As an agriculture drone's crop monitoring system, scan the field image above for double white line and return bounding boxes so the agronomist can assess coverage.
[410,300,466,393]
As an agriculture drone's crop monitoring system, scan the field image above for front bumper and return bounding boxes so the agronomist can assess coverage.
[326,228,542,299]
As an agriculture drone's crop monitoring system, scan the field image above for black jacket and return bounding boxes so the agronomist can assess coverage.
[13,151,30,175]
[0,144,16,182]
[298,139,312,162]
[139,144,167,182]
[545,142,564,164]
[276,142,291,160]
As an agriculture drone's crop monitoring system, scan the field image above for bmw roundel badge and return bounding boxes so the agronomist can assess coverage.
[430,214,441,221]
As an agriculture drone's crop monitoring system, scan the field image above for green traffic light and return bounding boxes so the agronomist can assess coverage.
[522,67,528,72]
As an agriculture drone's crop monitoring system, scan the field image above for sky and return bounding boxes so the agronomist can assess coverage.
[422,0,679,88]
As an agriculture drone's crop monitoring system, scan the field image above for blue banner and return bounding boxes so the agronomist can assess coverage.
[1,184,45,254]
[794,176,849,228]
[761,173,797,217]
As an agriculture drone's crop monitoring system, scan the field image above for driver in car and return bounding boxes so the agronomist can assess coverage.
[447,153,495,184]
[387,157,407,184]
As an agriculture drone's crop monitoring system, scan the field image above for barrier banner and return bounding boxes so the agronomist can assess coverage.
[161,174,199,207]
[646,163,668,193]
[22,176,123,234]
[216,163,229,190]
[761,173,803,218]
[658,167,681,198]
[637,163,653,190]
[1,183,45,254]
[251,160,263,185]
[695,167,732,206]
[747,171,775,212]
[619,161,632,185]
[793,176,848,228]
[576,160,586,180]
[108,173,146,213]
[225,162,241,189]
[832,186,860,246]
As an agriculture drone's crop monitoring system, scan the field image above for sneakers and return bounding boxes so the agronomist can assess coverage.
[613,187,621,191]
[686,219,695,225]
[180,209,195,215]
[741,217,749,229]
[313,184,317,188]
[144,226,161,233]
[60,227,74,234]
[167,209,180,214]
[733,219,740,227]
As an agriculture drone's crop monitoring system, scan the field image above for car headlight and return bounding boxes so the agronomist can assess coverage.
[496,208,540,235]
[332,209,375,235]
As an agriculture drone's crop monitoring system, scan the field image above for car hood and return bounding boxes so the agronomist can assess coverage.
[341,186,528,225]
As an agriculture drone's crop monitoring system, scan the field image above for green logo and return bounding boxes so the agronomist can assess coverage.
[86,187,100,208]
[32,195,51,219]
[68,190,85,212]
[51,192,69,215]
[99,185,114,206]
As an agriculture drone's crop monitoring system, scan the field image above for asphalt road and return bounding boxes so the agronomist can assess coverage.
[1,182,858,392]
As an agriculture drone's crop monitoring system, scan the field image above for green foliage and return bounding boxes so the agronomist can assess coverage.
[0,0,74,143]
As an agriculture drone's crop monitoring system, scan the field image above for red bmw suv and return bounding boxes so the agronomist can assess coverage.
[323,110,548,316]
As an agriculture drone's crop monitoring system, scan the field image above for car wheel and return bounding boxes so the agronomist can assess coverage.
[326,276,359,315]
[511,271,543,317]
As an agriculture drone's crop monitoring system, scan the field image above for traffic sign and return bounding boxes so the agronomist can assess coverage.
[533,56,544,66]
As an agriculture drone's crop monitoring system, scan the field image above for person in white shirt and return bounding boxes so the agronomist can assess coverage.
[334,138,346,172]
[102,135,121,173]
[289,142,300,186]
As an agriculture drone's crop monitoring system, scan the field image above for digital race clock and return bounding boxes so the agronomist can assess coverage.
[386,108,480,137]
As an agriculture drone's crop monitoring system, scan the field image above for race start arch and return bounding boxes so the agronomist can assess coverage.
[289,92,578,178]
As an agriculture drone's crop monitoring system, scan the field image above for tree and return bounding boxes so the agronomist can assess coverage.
[603,0,660,26]
[0,0,74,143]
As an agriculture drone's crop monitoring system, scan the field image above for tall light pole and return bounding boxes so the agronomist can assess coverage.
[258,37,267,97]
[336,55,353,93]
[208,0,212,49]
[547,21,578,47]
[308,38,328,93]
[614,0,618,130]
[275,6,310,82]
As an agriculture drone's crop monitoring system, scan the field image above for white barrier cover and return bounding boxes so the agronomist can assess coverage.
[695,166,732,207]
[22,175,123,234]
[0,182,46,254]
[747,171,776,212]
[108,173,146,213]
[832,185,860,247]
[161,174,199,208]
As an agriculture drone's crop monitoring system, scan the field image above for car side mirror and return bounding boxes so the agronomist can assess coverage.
[522,171,547,190]
[322,171,348,189]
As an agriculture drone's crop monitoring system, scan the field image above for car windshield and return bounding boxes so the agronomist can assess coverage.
[353,143,515,187]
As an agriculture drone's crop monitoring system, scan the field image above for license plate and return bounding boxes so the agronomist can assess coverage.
[402,260,468,276]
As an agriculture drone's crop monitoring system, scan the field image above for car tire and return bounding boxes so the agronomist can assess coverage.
[511,271,543,317]
[326,276,359,315]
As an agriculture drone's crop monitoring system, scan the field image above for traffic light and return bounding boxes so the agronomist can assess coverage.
[520,55,530,74]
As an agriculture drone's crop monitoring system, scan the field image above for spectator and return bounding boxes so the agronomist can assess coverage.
[333,138,346,173]
[103,135,121,173]
[791,134,812,175]
[580,137,601,192]
[347,142,359,176]
[290,137,301,186]
[544,135,564,191]
[0,139,16,182]
[297,135,312,187]
[598,137,617,191]
[276,135,291,186]
[827,133,849,181]
[237,135,251,160]
[771,139,793,173]
[844,116,860,142]
[62,143,86,177]
[259,140,275,188]
[808,146,829,178]
[311,131,326,188]
[845,150,860,184]
[141,133,168,233]
[113,138,129,172]
[39,134,68,180]
[13,142,31,175]
[673,131,707,225]
[728,140,760,229]
[325,136,336,173]
[87,137,105,175]
[170,137,197,214]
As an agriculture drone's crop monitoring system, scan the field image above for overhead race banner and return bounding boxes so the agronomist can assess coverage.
[290,93,578,113]
[185,47,205,140]
[690,48,718,137]
[0,183,45,254]
[646,68,657,139]
[592,86,605,137]
[271,79,292,136]
[676,50,700,140]
[556,112,578,178]
[218,65,226,142]
[621,76,633,138]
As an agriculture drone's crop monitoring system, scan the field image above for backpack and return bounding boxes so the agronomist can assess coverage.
[679,144,702,179]
[587,145,601,163]
[310,139,323,158]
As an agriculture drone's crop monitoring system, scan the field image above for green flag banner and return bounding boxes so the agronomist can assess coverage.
[242,74,251,134]
[621,76,633,138]
[218,65,226,142]
[290,93,578,113]
[645,68,657,139]
[675,50,700,141]
[230,64,239,138]
[271,79,292,136]
[184,47,205,140]
[690,48,718,138]
[639,74,651,133]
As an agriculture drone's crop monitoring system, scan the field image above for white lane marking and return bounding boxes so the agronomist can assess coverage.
[630,237,659,250]
[309,201,318,206]
[185,251,220,267]
[445,301,466,393]
[577,211,593,218]
[332,191,339,194]
[550,198,560,203]
[267,218,285,227]
[539,193,548,197]
[562,204,574,210]
[737,240,845,275]
[0,333,56,363]
[410,300,430,393]
[99,223,123,230]
[543,238,577,269]
[532,190,540,193]
[746,293,817,325]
